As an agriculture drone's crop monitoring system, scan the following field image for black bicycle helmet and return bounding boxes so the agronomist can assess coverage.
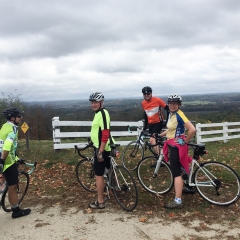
[142,86,152,94]
[89,92,104,101]
[167,94,182,103]
[2,107,23,119]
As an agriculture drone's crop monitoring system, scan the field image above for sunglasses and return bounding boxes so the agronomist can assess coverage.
[16,115,22,118]
[143,92,151,95]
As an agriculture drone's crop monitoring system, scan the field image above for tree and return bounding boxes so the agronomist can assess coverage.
[0,91,23,126]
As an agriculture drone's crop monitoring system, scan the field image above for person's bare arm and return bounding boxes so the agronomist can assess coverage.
[184,121,196,143]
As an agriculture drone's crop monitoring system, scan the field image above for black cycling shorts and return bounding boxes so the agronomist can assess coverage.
[148,121,163,136]
[168,145,182,178]
[94,151,111,176]
[3,163,18,186]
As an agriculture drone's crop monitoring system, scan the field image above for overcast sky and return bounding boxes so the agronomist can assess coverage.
[0,0,239,102]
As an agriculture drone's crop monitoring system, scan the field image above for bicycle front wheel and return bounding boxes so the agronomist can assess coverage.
[137,156,173,194]
[110,166,138,212]
[76,158,97,193]
[1,171,29,212]
[194,161,240,206]
[122,141,144,171]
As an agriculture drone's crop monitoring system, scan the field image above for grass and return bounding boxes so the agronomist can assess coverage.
[16,138,240,222]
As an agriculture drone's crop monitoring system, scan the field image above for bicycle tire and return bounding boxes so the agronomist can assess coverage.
[122,141,144,171]
[194,161,240,206]
[110,165,138,212]
[75,158,97,193]
[1,171,29,212]
[137,156,174,194]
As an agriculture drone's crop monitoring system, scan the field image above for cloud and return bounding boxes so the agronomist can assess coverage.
[0,0,239,101]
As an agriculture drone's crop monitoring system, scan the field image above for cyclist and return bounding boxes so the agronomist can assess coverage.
[88,92,113,209]
[141,86,169,154]
[0,107,31,218]
[160,95,196,209]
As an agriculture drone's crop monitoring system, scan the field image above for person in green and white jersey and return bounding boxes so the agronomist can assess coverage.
[0,107,31,218]
[88,92,113,209]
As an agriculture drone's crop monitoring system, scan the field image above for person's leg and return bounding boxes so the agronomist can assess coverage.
[165,146,183,209]
[4,163,31,218]
[89,151,110,209]
[174,176,183,199]
[8,184,18,204]
[96,175,105,204]
[149,136,159,155]
[149,122,163,155]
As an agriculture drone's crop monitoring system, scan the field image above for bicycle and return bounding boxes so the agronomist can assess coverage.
[136,135,174,195]
[122,125,162,171]
[0,159,37,212]
[75,140,138,211]
[137,141,240,206]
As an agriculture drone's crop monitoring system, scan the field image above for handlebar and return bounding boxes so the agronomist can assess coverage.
[17,159,37,175]
[75,140,120,158]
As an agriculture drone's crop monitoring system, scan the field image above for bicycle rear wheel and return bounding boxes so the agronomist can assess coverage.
[1,171,29,212]
[194,161,240,205]
[137,156,173,194]
[110,166,138,212]
[122,141,144,171]
[76,158,97,193]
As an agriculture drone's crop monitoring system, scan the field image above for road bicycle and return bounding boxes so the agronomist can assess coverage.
[0,159,37,212]
[75,140,138,211]
[122,125,162,171]
[137,141,240,206]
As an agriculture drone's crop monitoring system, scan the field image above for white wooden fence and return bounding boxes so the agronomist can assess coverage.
[196,122,240,144]
[52,116,143,150]
[52,117,240,150]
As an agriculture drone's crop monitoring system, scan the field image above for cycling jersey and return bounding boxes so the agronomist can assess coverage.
[142,97,167,125]
[166,109,189,139]
[0,121,19,172]
[90,108,111,151]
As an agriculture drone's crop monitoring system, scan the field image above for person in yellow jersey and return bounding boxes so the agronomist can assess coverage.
[0,107,31,218]
[160,95,196,209]
[88,92,114,209]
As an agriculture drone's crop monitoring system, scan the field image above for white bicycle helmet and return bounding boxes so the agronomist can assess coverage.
[167,94,182,103]
[89,92,104,101]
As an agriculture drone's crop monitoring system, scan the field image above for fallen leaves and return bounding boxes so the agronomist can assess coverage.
[139,217,148,222]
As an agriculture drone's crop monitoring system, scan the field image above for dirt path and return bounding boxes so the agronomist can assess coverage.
[1,204,240,240]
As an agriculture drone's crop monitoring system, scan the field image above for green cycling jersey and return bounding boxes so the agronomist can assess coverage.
[90,108,112,151]
[0,121,19,171]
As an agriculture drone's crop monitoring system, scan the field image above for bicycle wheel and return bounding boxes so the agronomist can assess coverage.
[122,141,144,171]
[110,166,138,212]
[1,171,29,212]
[137,156,173,194]
[194,161,240,205]
[76,158,97,193]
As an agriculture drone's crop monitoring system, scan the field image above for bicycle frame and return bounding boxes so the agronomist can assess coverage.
[187,159,219,188]
[108,157,128,191]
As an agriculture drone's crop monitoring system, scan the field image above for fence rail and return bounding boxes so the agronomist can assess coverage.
[52,117,240,150]
[52,117,143,150]
[196,122,240,144]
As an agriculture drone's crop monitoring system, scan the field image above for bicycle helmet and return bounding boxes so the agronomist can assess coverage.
[142,86,152,94]
[89,92,104,101]
[2,107,23,119]
[167,94,182,103]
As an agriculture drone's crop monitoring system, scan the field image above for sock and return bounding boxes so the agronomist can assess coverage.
[12,205,21,213]
[174,197,182,204]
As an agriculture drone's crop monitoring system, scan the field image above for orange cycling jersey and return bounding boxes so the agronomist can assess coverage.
[142,97,166,124]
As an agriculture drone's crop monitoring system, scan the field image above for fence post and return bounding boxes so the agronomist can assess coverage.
[52,116,61,153]
[223,122,228,143]
[195,123,201,144]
